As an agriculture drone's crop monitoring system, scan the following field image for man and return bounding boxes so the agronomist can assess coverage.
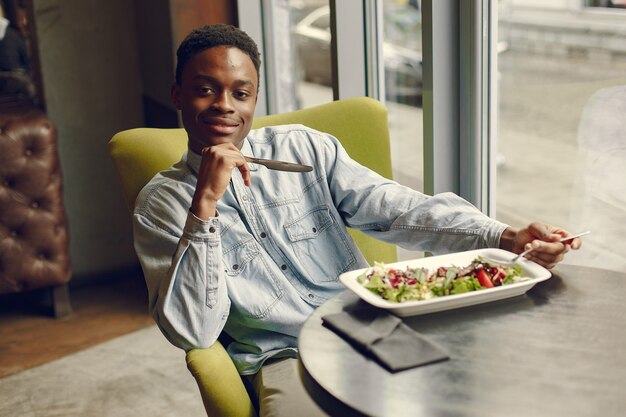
[133,24,581,416]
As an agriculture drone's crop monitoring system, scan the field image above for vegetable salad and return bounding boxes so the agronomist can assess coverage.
[357,257,528,303]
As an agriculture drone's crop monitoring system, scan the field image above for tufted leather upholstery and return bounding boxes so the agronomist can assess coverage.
[0,109,71,295]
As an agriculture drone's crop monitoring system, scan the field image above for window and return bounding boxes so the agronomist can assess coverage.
[586,0,626,9]
[291,2,333,109]
[381,0,423,193]
[240,0,425,261]
[308,8,330,30]
[237,0,333,114]
[382,0,424,261]
[496,0,626,271]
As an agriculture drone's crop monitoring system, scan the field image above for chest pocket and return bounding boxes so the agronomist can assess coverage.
[223,238,284,319]
[284,205,355,283]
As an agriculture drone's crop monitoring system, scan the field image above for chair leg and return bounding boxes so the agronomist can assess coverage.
[51,284,73,318]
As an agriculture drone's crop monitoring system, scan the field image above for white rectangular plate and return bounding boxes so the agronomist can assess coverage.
[339,248,552,317]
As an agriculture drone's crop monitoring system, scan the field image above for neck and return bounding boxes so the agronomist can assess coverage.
[188,138,204,155]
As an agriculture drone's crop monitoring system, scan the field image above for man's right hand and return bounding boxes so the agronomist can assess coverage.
[190,143,251,220]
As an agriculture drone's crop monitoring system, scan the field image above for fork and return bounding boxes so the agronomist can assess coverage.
[484,230,591,266]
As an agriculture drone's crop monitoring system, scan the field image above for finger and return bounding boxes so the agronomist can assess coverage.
[528,222,561,242]
[218,142,243,152]
[218,147,251,186]
[526,242,568,266]
[239,163,251,187]
[522,239,544,253]
[559,234,583,250]
[534,240,570,255]
[526,247,564,269]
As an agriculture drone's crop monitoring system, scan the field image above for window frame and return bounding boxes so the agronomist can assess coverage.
[422,0,494,214]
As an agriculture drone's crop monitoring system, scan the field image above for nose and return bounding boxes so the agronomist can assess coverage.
[210,91,235,113]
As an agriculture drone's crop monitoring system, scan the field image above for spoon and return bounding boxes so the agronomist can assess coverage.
[484,230,591,266]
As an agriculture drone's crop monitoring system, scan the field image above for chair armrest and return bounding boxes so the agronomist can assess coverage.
[186,342,258,417]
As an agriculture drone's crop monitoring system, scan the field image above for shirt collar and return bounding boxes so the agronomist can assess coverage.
[185,138,258,175]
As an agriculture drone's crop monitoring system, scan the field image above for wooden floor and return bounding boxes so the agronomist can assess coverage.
[0,273,154,378]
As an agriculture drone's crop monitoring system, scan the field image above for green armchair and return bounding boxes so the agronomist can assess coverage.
[108,96,397,417]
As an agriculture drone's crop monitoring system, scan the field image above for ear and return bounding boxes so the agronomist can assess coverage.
[171,82,182,110]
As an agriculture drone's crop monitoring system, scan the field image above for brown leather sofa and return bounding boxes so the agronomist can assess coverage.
[0,108,72,317]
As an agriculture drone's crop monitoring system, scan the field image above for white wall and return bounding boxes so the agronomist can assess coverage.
[34,0,144,281]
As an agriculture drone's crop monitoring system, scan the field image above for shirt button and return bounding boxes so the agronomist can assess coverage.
[308,293,315,300]
[312,227,317,233]
[242,195,249,201]
[233,264,239,270]
[260,232,267,238]
[280,264,287,270]
[209,226,216,233]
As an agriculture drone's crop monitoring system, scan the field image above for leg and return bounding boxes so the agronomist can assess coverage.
[248,358,329,417]
[51,284,73,318]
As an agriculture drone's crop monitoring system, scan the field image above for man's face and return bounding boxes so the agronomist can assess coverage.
[171,46,258,151]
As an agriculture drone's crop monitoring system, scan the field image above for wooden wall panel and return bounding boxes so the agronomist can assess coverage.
[170,0,238,47]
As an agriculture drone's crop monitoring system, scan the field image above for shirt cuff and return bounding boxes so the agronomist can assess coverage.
[483,219,510,249]
[183,211,220,242]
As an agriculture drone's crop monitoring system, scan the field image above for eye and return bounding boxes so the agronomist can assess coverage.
[234,90,251,100]
[198,86,215,95]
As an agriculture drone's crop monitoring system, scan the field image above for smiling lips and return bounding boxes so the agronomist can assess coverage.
[201,117,240,134]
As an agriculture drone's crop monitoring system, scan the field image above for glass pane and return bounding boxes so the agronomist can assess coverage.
[289,0,333,110]
[382,0,423,261]
[496,1,626,271]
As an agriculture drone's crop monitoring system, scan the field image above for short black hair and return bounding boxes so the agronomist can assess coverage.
[175,24,261,86]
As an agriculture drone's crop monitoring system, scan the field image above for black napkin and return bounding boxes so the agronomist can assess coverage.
[322,308,449,372]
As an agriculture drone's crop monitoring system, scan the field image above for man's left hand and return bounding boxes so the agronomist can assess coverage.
[499,222,582,269]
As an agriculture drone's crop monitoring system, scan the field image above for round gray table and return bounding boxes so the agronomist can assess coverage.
[298,264,626,417]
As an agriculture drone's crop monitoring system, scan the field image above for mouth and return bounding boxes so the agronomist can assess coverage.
[201,117,240,134]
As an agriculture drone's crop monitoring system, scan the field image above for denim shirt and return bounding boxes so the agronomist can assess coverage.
[133,124,508,375]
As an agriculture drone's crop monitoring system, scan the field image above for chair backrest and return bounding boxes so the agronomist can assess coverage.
[108,96,396,264]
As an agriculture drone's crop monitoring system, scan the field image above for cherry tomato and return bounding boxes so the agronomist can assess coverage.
[477,269,494,288]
